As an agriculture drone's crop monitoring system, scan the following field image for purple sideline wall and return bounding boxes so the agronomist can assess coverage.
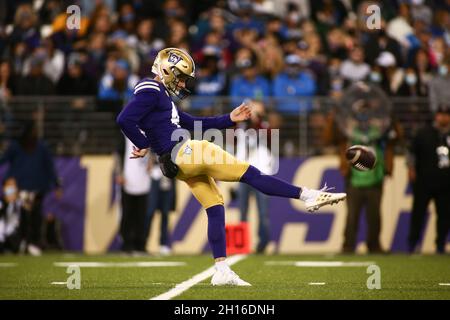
[1,157,448,252]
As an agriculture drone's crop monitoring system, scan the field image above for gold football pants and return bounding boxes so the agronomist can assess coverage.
[174,139,250,209]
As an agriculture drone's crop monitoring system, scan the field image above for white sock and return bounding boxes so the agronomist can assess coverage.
[215,260,230,272]
[299,186,316,202]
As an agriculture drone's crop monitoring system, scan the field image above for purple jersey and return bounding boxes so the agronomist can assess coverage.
[117,78,235,156]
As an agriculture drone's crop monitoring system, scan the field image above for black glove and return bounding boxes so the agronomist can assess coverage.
[158,153,179,179]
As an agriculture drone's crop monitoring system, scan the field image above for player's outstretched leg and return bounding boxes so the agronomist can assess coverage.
[177,139,346,212]
[239,165,346,212]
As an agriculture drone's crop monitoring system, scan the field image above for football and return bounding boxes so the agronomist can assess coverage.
[345,145,377,171]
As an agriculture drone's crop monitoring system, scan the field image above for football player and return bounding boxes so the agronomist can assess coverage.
[117,48,346,286]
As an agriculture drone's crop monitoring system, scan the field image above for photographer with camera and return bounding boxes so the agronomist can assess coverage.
[0,121,61,255]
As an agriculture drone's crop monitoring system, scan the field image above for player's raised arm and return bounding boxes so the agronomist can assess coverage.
[178,102,252,131]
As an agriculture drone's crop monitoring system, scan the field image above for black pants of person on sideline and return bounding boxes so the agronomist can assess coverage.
[408,182,450,253]
[343,184,383,253]
[27,193,44,247]
[120,191,148,252]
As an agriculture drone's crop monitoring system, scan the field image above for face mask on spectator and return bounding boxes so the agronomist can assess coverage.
[439,65,448,76]
[329,65,340,75]
[122,13,135,23]
[165,9,179,18]
[405,73,417,85]
[4,186,17,197]
[370,72,382,83]
[331,79,343,91]
[288,12,300,24]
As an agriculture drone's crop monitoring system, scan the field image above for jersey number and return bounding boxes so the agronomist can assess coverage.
[171,102,180,127]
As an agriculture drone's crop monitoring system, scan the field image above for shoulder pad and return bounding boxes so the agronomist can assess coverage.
[134,79,162,95]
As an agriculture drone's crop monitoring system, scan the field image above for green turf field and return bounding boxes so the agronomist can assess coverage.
[0,253,449,300]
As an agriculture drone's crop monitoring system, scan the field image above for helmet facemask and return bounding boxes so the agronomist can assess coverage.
[167,66,194,99]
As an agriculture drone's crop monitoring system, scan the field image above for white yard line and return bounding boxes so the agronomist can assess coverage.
[438,283,450,286]
[150,254,248,301]
[50,282,67,285]
[0,263,17,267]
[308,282,326,285]
[265,261,375,267]
[53,261,186,268]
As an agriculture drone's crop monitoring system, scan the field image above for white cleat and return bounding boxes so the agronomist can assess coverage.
[27,244,42,256]
[303,184,347,213]
[159,245,172,256]
[211,269,252,286]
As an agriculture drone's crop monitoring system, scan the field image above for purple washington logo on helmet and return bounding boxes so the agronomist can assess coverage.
[168,52,182,65]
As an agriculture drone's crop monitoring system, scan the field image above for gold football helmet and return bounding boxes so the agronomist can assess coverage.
[152,47,195,99]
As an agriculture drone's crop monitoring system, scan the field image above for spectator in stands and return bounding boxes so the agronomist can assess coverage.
[296,38,329,95]
[408,104,450,254]
[386,2,418,51]
[166,18,189,48]
[340,46,370,84]
[194,30,233,71]
[98,59,138,113]
[430,37,447,67]
[9,41,28,79]
[145,156,175,256]
[88,4,113,36]
[282,3,303,40]
[108,29,140,73]
[0,60,15,146]
[431,8,450,43]
[23,37,65,85]
[117,137,151,254]
[258,34,285,80]
[429,54,450,113]
[312,0,348,37]
[8,4,40,51]
[411,48,432,96]
[192,46,226,112]
[0,121,61,256]
[229,1,264,45]
[264,15,288,41]
[0,177,28,254]
[397,67,424,97]
[0,60,16,101]
[117,3,137,37]
[325,27,349,60]
[132,19,165,67]
[327,57,345,99]
[364,29,403,68]
[371,51,403,95]
[230,53,270,106]
[16,52,55,95]
[85,33,107,81]
[236,100,273,253]
[234,27,260,53]
[57,52,96,96]
[273,54,316,114]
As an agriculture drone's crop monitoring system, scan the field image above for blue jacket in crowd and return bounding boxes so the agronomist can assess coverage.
[273,71,317,113]
[191,73,226,110]
[230,75,271,106]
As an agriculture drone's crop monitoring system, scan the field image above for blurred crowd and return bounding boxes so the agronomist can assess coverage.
[0,0,448,112]
[0,0,449,255]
